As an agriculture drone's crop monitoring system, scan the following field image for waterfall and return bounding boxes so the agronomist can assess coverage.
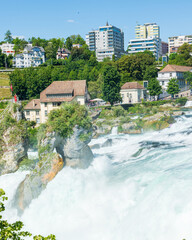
[1,113,192,240]
[111,126,118,135]
[184,100,192,108]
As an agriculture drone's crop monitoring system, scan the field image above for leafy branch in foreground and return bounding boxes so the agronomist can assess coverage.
[0,188,56,239]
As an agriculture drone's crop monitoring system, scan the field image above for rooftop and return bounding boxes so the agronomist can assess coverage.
[24,99,40,110]
[160,64,192,73]
[121,82,144,90]
[40,80,87,103]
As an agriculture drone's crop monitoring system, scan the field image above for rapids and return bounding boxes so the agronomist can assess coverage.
[1,112,192,240]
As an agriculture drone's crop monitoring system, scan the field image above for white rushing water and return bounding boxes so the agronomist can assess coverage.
[1,112,192,240]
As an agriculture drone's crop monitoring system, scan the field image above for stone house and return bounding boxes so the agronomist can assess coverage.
[120,82,147,104]
[24,80,89,124]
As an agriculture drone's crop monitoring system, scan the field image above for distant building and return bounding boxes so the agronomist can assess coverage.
[120,82,147,104]
[0,42,15,56]
[128,37,162,60]
[168,35,192,53]
[72,44,82,48]
[56,48,71,60]
[86,22,125,61]
[13,45,45,68]
[161,41,168,55]
[157,64,192,90]
[24,80,89,124]
[135,23,160,39]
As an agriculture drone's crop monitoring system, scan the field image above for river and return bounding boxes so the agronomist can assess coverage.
[1,112,192,240]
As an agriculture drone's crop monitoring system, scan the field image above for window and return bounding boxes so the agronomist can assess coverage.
[36,111,39,115]
[127,93,129,97]
[27,118,30,121]
[26,110,30,116]
[45,103,47,107]
[170,73,172,77]
[45,110,47,116]
[162,81,164,85]
[36,118,40,123]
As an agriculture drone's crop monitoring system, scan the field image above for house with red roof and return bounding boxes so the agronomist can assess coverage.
[157,64,192,90]
[120,82,147,104]
[24,80,89,124]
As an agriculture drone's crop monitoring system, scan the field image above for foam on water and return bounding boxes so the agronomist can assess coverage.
[1,113,192,240]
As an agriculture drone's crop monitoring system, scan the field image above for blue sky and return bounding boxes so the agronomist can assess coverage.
[1,0,192,48]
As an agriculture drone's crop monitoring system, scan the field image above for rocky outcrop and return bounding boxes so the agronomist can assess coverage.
[0,117,28,175]
[38,126,93,169]
[14,126,93,212]
[14,153,64,212]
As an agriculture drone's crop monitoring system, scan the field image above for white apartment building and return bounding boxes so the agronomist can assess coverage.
[157,64,192,90]
[128,37,162,60]
[24,80,89,124]
[0,42,15,56]
[168,35,192,53]
[86,23,124,61]
[135,23,160,39]
[13,45,45,68]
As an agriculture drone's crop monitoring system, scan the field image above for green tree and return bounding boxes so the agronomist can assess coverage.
[167,78,180,98]
[0,188,55,239]
[147,78,162,99]
[143,65,158,81]
[13,38,28,54]
[102,65,121,105]
[4,30,13,43]
[65,37,73,50]
[88,74,103,98]
[184,71,192,88]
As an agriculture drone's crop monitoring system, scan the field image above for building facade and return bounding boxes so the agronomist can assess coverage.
[24,80,89,124]
[0,43,15,56]
[157,64,192,90]
[128,37,162,60]
[135,23,160,39]
[120,82,147,104]
[161,41,168,55]
[168,35,192,53]
[56,48,71,60]
[13,45,45,68]
[86,23,124,61]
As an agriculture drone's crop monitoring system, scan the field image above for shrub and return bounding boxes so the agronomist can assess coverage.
[175,97,188,106]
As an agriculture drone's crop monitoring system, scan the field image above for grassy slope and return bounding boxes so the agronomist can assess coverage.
[0,73,12,99]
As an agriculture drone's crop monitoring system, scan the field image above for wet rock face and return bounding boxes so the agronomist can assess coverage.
[0,128,28,175]
[38,126,93,169]
[14,153,64,212]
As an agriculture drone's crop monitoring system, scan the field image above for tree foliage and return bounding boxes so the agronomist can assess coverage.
[167,78,180,97]
[102,65,121,106]
[147,78,162,97]
[0,189,55,239]
[168,43,192,66]
[4,30,13,43]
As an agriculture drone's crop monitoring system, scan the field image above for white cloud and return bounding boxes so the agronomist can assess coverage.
[67,19,75,23]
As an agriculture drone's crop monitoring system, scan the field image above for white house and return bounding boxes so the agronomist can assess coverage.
[0,42,15,56]
[120,82,147,104]
[157,64,192,90]
[24,80,89,124]
[13,45,45,68]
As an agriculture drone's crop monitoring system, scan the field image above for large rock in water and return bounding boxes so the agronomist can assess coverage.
[14,126,93,212]
[0,127,28,175]
[38,126,93,169]
[14,153,63,212]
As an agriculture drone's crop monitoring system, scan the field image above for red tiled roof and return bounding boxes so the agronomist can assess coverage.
[40,80,86,103]
[160,64,192,73]
[24,99,40,110]
[121,82,144,90]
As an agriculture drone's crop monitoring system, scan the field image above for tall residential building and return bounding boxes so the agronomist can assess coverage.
[128,37,162,60]
[86,23,124,61]
[135,23,160,39]
[168,35,192,53]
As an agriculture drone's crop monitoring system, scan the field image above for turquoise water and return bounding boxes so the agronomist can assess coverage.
[1,113,192,240]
